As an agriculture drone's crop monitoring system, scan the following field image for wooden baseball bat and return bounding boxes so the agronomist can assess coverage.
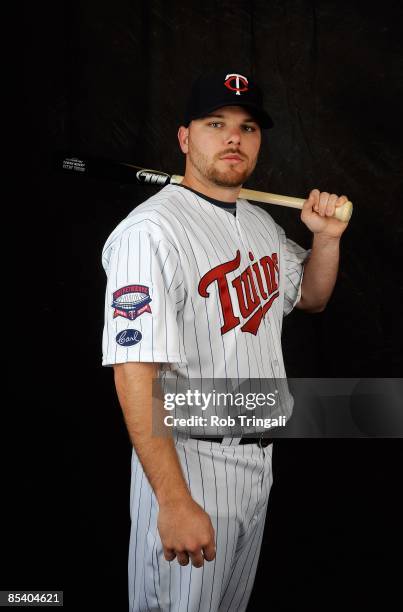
[55,154,353,222]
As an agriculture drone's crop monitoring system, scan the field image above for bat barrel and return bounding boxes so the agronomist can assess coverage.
[54,154,171,186]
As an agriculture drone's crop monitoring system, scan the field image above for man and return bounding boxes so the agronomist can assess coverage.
[101,71,350,611]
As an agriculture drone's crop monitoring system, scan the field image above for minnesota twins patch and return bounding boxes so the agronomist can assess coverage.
[116,329,142,346]
[112,284,152,320]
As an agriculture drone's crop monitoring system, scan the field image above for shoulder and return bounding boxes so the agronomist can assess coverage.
[101,186,187,273]
[126,184,189,225]
[102,185,185,253]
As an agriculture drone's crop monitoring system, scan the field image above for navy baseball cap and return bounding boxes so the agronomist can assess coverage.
[183,71,274,129]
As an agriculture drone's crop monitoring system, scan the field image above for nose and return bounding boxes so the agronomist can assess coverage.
[225,126,242,146]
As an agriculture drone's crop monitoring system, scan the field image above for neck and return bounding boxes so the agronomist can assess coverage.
[180,170,241,203]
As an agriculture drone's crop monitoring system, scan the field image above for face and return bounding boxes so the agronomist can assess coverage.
[179,106,262,188]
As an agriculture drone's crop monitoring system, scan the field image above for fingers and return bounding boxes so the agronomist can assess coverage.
[202,540,216,562]
[321,192,337,217]
[176,551,190,566]
[163,546,190,565]
[336,195,348,208]
[163,546,176,562]
[171,548,205,568]
[308,190,349,217]
[187,534,216,567]
[188,550,205,568]
[304,189,319,213]
[164,539,216,568]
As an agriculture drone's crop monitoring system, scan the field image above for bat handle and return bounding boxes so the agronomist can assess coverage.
[170,175,353,222]
[285,196,353,222]
[171,175,184,184]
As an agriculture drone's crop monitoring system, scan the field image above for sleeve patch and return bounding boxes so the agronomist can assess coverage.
[115,329,143,346]
[112,284,152,320]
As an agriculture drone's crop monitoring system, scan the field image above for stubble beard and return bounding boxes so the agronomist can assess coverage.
[188,142,258,188]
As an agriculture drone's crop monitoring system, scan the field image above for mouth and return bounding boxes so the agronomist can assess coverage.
[220,155,244,162]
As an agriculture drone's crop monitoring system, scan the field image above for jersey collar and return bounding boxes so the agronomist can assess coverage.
[175,183,237,214]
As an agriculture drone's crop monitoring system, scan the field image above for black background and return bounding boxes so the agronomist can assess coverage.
[6,1,403,610]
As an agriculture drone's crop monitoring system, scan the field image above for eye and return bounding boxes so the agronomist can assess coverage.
[243,125,256,132]
[208,121,223,128]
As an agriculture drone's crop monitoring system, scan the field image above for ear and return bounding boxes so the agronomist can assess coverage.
[177,125,189,154]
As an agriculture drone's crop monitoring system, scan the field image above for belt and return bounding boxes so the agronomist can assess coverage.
[190,436,274,447]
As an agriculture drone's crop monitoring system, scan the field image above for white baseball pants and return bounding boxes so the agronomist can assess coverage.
[128,436,274,612]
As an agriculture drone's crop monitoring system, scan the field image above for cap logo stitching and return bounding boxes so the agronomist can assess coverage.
[224,73,249,96]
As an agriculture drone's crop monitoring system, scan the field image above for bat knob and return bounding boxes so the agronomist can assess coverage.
[334,201,353,222]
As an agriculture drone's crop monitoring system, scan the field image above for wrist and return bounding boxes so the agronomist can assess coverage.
[312,232,341,247]
[156,486,192,507]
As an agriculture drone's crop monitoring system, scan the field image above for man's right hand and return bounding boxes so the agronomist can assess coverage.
[157,495,216,568]
[113,362,215,568]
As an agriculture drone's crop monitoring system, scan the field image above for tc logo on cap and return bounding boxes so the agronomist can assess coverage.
[224,73,249,96]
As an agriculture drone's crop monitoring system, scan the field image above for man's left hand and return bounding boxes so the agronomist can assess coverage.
[301,189,350,238]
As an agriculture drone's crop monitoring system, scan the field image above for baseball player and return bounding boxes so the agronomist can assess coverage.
[101,71,350,611]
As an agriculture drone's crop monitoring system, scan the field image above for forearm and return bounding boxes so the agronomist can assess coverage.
[114,363,191,505]
[297,234,340,312]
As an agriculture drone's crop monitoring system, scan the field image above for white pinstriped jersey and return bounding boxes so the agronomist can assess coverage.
[102,184,310,432]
